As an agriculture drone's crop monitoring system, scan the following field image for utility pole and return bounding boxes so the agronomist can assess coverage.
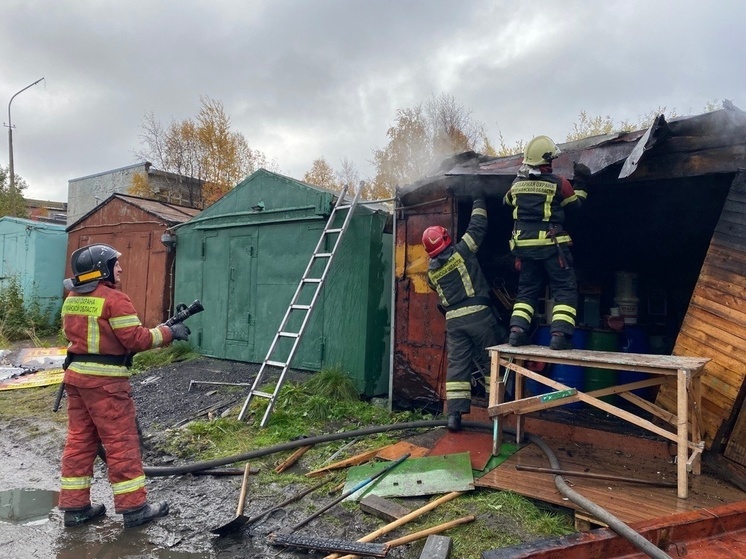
[5,77,45,190]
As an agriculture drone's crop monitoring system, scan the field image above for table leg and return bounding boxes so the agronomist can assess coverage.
[677,369,688,498]
[690,373,703,475]
[491,350,503,456]
[515,358,525,445]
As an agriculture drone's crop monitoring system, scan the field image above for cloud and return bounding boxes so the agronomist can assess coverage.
[0,0,744,202]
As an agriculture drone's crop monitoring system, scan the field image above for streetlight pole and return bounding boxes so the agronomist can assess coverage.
[5,77,45,191]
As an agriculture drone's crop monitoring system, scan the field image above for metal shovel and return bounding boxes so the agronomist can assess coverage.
[210,462,251,536]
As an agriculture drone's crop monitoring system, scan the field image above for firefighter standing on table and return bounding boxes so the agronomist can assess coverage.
[58,244,189,528]
[503,135,590,350]
[422,192,502,432]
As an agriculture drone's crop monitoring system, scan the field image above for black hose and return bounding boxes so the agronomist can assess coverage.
[143,419,445,476]
[144,418,671,558]
[524,431,672,559]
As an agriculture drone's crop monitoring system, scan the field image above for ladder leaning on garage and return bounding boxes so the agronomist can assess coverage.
[237,183,362,427]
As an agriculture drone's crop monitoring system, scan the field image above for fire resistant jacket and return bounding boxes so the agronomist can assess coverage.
[61,281,173,387]
[503,170,586,252]
[427,198,491,320]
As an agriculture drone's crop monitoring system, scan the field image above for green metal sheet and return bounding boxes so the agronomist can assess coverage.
[343,452,474,500]
[474,443,520,478]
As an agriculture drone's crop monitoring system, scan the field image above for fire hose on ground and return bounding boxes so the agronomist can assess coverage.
[143,419,672,559]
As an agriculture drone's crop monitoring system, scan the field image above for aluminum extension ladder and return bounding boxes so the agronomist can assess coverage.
[237,183,361,426]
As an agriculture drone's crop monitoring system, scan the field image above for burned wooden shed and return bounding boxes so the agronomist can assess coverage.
[393,103,746,469]
[65,193,200,326]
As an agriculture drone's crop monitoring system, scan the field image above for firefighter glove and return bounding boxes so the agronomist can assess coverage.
[573,162,592,178]
[170,323,190,342]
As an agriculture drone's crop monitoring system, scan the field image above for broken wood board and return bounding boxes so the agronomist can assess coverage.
[376,441,429,460]
[427,430,498,470]
[342,453,474,500]
[306,445,393,477]
[475,440,746,524]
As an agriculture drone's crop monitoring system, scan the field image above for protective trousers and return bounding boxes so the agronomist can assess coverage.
[510,252,578,337]
[59,381,147,513]
[445,309,499,415]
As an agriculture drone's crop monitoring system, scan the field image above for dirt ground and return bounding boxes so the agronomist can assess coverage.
[0,356,524,559]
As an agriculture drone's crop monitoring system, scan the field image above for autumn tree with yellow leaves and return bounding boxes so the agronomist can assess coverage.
[369,94,492,199]
[134,96,276,206]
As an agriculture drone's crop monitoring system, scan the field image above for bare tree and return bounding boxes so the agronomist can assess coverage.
[134,96,275,206]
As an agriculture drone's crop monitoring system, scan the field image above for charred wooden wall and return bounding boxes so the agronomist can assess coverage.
[392,197,453,411]
[659,171,746,452]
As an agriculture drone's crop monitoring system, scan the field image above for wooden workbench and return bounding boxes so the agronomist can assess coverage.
[487,344,710,498]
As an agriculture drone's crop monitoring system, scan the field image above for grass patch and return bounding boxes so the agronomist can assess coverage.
[0,384,65,424]
[131,341,200,371]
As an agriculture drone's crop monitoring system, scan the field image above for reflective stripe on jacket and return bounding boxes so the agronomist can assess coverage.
[61,282,172,384]
[427,198,491,320]
[504,172,584,250]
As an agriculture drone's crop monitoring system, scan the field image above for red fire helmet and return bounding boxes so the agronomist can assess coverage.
[422,225,452,257]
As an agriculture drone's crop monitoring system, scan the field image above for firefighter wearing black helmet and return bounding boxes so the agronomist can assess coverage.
[58,243,189,528]
[503,136,591,350]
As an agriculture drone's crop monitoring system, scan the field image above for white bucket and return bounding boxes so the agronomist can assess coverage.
[615,271,639,300]
[616,297,639,324]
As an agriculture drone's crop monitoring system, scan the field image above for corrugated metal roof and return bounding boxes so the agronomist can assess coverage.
[113,193,201,223]
[0,216,65,231]
[398,103,746,206]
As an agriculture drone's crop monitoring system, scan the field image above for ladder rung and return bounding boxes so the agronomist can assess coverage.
[291,304,311,310]
[279,331,300,338]
[314,253,332,258]
[336,204,352,210]
[303,278,322,284]
[252,391,274,399]
[325,228,343,234]
[266,360,288,368]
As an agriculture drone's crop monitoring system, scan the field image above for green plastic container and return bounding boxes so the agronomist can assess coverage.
[584,330,620,404]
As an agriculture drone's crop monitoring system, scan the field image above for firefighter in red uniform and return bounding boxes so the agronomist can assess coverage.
[503,136,591,350]
[423,195,504,431]
[58,244,189,528]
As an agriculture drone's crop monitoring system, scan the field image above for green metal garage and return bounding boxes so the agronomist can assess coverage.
[173,169,392,397]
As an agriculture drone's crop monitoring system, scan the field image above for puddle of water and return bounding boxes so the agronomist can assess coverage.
[0,488,58,525]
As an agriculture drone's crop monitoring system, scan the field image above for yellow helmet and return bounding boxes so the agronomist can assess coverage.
[523,135,561,166]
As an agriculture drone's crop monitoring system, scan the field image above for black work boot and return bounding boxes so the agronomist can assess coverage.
[508,327,530,347]
[63,503,106,527]
[123,501,169,528]
[447,412,462,432]
[550,332,573,350]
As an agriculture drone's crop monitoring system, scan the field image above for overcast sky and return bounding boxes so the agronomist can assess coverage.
[1,0,744,203]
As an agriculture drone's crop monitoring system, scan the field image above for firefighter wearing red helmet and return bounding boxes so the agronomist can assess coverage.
[58,243,189,528]
[423,194,503,431]
[503,136,590,350]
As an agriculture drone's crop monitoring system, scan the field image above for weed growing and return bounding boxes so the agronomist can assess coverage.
[131,341,200,371]
[0,277,60,346]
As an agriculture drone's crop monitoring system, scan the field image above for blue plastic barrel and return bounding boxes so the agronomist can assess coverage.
[525,326,552,396]
[618,326,657,407]
[550,328,588,410]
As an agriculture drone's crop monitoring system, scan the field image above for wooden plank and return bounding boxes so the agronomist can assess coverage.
[275,445,312,473]
[696,268,746,295]
[475,443,746,525]
[376,441,429,461]
[306,446,392,477]
[692,284,746,314]
[489,345,709,374]
[687,294,746,329]
[675,333,745,393]
[682,305,746,347]
[704,245,746,276]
